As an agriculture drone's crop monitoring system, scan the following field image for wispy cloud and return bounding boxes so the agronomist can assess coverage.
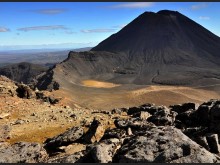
[191,3,208,10]
[0,27,10,32]
[17,25,69,32]
[81,29,116,33]
[112,24,127,29]
[106,2,154,9]
[199,16,210,20]
[65,30,76,34]
[31,8,69,15]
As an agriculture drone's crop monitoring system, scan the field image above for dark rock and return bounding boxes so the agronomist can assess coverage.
[44,127,84,149]
[101,128,126,140]
[209,103,220,133]
[48,96,60,104]
[170,103,195,114]
[16,83,35,99]
[35,91,44,99]
[175,109,196,128]
[0,142,47,163]
[147,106,177,126]
[191,136,210,151]
[114,126,220,163]
[127,104,156,115]
[206,133,220,154]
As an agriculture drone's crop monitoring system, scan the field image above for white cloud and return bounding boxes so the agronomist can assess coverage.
[191,3,208,10]
[0,27,10,32]
[17,25,69,32]
[107,2,154,9]
[199,16,210,20]
[81,29,116,33]
[32,8,69,14]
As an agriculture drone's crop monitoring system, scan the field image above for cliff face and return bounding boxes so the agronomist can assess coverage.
[37,10,220,90]
[0,62,47,84]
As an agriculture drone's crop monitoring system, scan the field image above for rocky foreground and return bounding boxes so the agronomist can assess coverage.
[1,75,220,163]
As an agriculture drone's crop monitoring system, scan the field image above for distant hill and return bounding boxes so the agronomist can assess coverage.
[0,47,92,67]
[0,62,48,84]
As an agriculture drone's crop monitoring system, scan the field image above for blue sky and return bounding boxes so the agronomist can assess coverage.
[0,2,220,50]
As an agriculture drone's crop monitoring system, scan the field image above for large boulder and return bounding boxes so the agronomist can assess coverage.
[0,142,47,163]
[44,127,84,149]
[114,126,220,163]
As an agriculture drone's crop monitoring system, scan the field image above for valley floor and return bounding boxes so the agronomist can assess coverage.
[53,79,220,110]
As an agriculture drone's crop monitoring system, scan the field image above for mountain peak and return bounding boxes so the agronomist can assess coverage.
[157,10,179,15]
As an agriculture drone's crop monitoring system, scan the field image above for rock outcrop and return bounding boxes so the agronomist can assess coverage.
[1,99,220,163]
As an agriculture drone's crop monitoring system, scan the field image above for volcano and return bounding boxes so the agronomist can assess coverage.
[37,10,220,91]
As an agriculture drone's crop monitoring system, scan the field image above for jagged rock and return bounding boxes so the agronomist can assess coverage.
[16,83,35,99]
[82,118,105,144]
[44,127,84,149]
[206,133,220,154]
[147,106,177,126]
[209,103,220,133]
[170,103,195,114]
[0,142,47,163]
[114,126,220,163]
[101,128,126,140]
[0,125,10,142]
[91,138,121,163]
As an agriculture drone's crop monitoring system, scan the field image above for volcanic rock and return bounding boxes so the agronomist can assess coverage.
[44,127,84,149]
[114,126,220,163]
[0,142,47,163]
